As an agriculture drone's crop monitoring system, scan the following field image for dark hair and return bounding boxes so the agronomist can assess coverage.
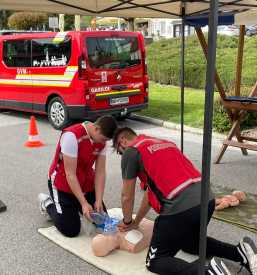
[94,115,118,139]
[112,126,137,149]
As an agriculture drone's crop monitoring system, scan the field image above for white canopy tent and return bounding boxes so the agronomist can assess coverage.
[0,0,257,18]
[97,17,150,26]
[1,1,257,274]
[234,9,257,24]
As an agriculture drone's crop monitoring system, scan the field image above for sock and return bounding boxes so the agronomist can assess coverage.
[44,198,53,208]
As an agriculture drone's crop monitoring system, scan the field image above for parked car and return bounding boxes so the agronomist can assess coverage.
[217,25,239,36]
[234,25,257,37]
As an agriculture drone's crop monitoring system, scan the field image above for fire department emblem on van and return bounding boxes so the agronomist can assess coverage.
[117,75,121,82]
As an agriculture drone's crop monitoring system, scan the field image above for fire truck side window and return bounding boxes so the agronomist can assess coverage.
[31,37,71,67]
[3,39,31,67]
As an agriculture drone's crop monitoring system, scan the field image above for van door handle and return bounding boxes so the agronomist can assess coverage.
[111,85,127,91]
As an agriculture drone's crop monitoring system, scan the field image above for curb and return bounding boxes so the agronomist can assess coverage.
[130,114,226,140]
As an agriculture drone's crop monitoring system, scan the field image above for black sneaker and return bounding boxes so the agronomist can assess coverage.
[207,257,231,275]
[237,237,257,274]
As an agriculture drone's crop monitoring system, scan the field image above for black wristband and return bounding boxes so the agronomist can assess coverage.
[123,218,132,225]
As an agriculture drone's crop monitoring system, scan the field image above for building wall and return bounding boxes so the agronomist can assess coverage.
[148,18,209,39]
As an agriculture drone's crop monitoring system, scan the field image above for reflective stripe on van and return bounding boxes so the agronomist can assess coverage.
[53,32,69,42]
[0,66,78,87]
[95,89,140,97]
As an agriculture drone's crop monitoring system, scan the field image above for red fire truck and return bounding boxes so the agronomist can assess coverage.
[0,30,148,129]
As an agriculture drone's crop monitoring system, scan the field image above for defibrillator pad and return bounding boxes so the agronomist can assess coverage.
[125,230,143,244]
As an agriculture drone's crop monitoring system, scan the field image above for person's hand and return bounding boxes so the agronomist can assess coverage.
[118,219,138,232]
[94,201,104,212]
[119,221,139,232]
[82,202,94,222]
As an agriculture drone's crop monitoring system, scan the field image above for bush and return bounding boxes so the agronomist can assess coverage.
[213,87,257,133]
[146,34,257,91]
[8,12,48,30]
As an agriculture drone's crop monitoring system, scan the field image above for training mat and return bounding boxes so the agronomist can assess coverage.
[212,184,257,234]
[38,208,199,275]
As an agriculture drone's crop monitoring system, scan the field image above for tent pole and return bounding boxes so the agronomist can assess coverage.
[181,10,185,153]
[198,0,219,274]
[234,24,245,119]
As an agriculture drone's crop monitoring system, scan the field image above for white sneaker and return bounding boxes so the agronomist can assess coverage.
[237,237,257,275]
[207,257,231,275]
[37,193,52,221]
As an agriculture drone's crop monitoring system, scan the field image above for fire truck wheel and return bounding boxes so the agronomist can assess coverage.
[48,96,73,130]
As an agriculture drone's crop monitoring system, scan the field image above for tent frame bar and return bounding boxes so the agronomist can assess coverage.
[187,0,244,16]
[198,0,219,273]
[47,0,255,17]
[181,7,185,153]
[47,0,94,13]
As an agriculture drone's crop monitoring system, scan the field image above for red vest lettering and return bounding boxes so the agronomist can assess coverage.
[130,134,201,214]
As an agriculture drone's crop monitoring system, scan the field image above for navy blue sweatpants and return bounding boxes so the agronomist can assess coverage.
[146,199,242,275]
[46,179,107,237]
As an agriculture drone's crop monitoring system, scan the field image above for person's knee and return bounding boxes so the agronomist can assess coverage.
[56,219,81,238]
[59,226,80,238]
[146,259,157,273]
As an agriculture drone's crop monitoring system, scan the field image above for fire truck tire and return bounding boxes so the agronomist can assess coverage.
[48,96,73,130]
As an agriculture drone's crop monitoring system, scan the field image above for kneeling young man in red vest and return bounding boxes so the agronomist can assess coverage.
[112,126,257,275]
[38,115,118,237]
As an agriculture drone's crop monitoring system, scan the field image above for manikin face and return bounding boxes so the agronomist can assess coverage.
[233,190,246,202]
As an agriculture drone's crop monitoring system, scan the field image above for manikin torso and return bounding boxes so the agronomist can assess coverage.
[91,219,154,257]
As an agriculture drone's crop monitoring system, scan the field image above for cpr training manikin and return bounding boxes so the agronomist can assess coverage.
[89,212,154,257]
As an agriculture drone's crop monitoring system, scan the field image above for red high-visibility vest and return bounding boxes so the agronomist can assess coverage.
[48,123,105,194]
[130,134,201,213]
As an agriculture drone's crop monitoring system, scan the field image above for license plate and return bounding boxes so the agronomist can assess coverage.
[110,97,129,106]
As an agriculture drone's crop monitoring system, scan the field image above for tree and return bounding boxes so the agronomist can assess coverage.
[64,15,75,31]
[122,17,135,31]
[81,16,98,29]
[0,10,16,30]
[8,12,48,30]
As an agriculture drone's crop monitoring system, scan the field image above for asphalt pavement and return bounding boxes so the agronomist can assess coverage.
[0,109,257,275]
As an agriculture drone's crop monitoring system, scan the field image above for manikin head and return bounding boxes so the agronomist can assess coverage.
[232,190,246,202]
[112,126,138,155]
[87,115,118,144]
[91,234,118,257]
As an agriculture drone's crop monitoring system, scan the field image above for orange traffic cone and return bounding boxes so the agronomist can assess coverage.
[24,116,45,148]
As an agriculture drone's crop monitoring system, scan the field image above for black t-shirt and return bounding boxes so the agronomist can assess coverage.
[121,147,215,215]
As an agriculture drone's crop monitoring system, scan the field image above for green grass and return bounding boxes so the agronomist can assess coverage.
[147,34,257,91]
[136,82,219,128]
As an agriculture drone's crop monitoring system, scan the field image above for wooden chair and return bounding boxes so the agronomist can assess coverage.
[195,26,257,164]
[214,82,257,163]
